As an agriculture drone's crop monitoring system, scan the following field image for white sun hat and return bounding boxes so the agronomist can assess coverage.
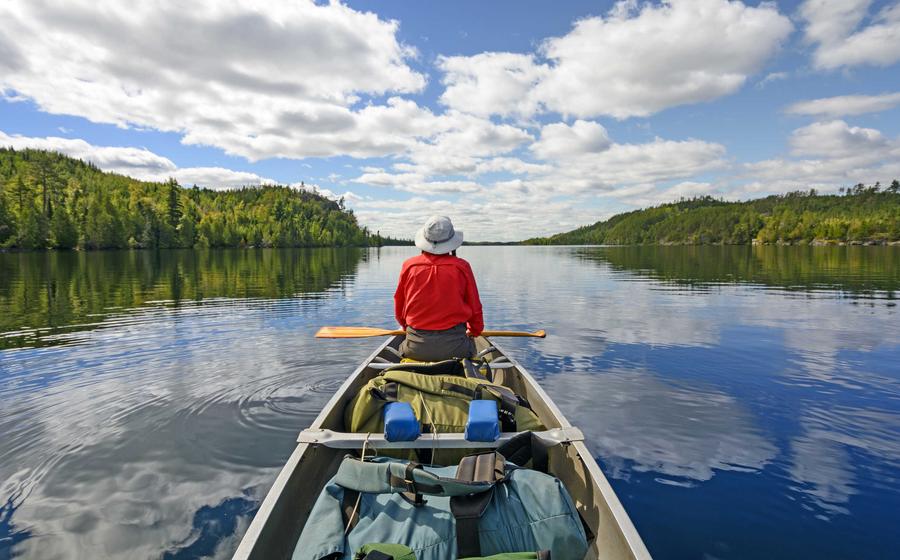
[414,215,464,254]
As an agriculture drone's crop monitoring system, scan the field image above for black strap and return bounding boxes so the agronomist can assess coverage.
[463,358,488,381]
[450,452,505,558]
[440,381,476,399]
[474,384,520,432]
[341,489,360,532]
[450,489,493,557]
[369,382,399,402]
[387,462,432,505]
[496,431,552,473]
[440,381,524,432]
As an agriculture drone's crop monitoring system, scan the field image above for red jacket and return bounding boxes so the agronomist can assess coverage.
[394,253,484,336]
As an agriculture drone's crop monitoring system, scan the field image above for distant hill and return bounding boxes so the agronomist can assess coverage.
[524,184,900,245]
[0,148,401,250]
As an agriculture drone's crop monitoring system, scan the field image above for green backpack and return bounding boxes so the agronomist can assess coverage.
[355,543,549,559]
[344,361,544,463]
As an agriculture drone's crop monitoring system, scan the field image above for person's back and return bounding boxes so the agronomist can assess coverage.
[394,216,483,361]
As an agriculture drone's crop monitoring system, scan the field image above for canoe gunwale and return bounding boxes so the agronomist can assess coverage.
[233,335,652,560]
[296,426,585,448]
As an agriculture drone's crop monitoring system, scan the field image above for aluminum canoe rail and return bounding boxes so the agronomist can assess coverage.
[297,426,584,449]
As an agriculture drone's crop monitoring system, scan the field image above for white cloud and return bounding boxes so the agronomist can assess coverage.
[786,92,900,117]
[0,0,426,160]
[290,182,362,203]
[344,119,728,239]
[800,0,900,69]
[543,137,728,190]
[739,120,900,194]
[436,0,792,120]
[530,120,611,160]
[347,127,729,240]
[800,0,872,47]
[384,111,533,178]
[353,129,726,201]
[0,131,175,175]
[615,181,722,207]
[756,72,789,88]
[437,52,548,119]
[536,0,792,118]
[0,130,275,188]
[174,167,276,189]
[789,120,889,157]
[352,171,482,195]
[351,192,604,241]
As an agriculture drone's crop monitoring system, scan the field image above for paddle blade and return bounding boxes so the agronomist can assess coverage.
[315,326,405,338]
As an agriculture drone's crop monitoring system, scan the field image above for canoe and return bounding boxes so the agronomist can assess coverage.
[232,336,651,560]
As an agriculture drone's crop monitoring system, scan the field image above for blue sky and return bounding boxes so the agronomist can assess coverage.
[1,0,899,240]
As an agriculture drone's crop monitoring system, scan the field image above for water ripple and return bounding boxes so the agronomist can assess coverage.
[1,246,899,559]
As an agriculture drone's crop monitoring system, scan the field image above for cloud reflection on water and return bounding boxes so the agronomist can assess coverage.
[789,405,900,518]
[1,246,899,559]
[0,295,365,559]
[544,369,777,483]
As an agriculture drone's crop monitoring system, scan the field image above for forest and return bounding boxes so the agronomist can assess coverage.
[0,148,397,250]
[525,183,900,245]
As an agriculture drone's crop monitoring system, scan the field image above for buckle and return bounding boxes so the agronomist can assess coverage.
[401,476,416,494]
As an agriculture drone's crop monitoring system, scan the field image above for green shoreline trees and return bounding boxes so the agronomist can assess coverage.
[0,148,406,250]
[5,148,898,249]
[526,185,900,245]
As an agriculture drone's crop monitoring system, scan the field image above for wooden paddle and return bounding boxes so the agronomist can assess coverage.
[315,326,546,339]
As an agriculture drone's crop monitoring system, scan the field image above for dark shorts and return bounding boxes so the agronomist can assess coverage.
[399,323,475,362]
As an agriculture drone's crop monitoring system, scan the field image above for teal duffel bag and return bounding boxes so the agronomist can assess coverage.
[292,436,588,560]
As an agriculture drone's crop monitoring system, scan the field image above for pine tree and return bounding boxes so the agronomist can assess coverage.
[178,203,198,248]
[50,201,78,249]
[0,186,13,244]
[166,178,183,230]
[16,199,47,249]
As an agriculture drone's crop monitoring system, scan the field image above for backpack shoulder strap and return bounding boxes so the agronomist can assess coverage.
[496,431,552,473]
[333,455,501,498]
[450,452,505,557]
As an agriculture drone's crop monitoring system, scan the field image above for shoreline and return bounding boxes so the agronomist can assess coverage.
[4,240,900,253]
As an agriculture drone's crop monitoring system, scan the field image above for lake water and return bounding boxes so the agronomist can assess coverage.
[1,246,899,560]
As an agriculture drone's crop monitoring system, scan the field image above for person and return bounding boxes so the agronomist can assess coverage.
[394,215,484,361]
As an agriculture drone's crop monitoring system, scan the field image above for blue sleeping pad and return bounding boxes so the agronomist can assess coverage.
[383,402,420,442]
[465,400,500,442]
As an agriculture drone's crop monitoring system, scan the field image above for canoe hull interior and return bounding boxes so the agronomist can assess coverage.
[233,336,650,560]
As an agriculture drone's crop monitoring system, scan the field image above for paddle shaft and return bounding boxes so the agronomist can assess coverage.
[315,326,545,338]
